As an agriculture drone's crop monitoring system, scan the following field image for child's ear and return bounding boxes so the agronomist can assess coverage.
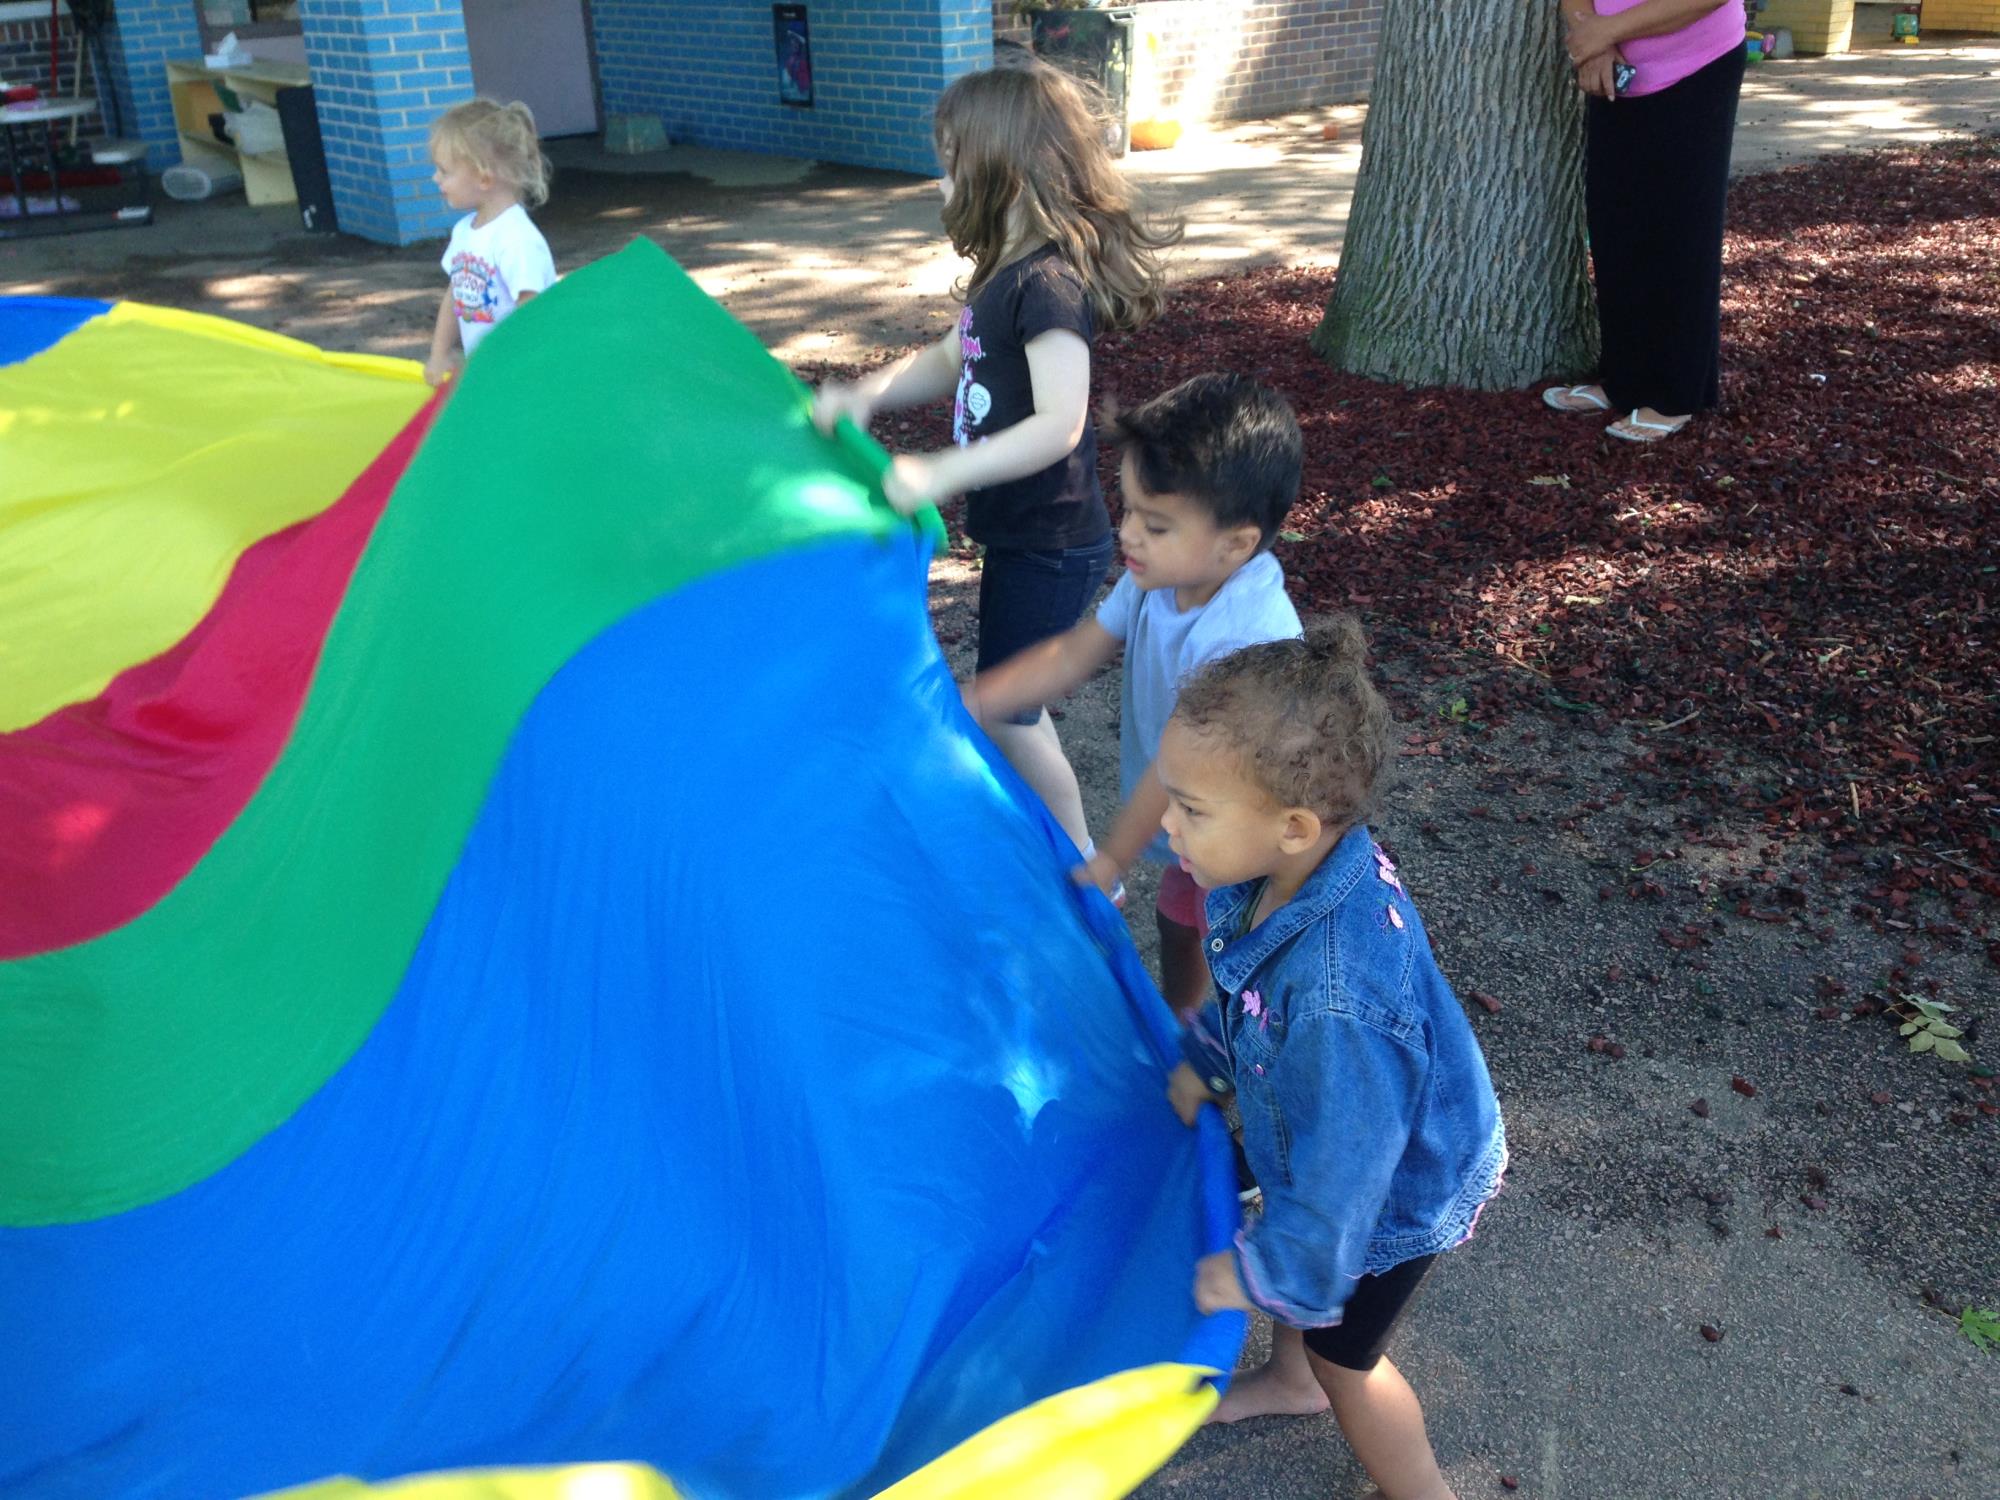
[1223,524,1263,566]
[1278,806,1323,853]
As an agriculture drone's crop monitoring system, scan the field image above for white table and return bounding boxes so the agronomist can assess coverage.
[1,96,101,235]
[0,98,97,124]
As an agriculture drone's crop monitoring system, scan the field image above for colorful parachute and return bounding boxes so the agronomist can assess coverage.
[0,243,1244,1500]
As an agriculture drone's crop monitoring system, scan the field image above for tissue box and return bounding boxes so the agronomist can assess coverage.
[206,28,253,70]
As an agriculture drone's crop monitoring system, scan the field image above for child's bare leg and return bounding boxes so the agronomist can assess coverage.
[1156,912,1210,1018]
[985,710,1091,851]
[1309,1350,1457,1500]
[1209,1325,1330,1424]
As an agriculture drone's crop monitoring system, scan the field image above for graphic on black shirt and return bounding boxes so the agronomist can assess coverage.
[952,305,990,443]
[951,247,1110,551]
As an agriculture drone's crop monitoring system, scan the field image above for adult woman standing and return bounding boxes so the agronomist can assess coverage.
[1545,2,1749,443]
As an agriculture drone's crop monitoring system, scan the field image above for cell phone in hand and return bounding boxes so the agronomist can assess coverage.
[1613,60,1638,96]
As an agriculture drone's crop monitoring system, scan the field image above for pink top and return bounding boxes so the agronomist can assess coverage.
[1597,0,1746,97]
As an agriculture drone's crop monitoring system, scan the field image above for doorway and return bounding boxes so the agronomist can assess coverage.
[461,0,600,138]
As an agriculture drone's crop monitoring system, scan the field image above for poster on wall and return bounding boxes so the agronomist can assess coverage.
[773,5,813,108]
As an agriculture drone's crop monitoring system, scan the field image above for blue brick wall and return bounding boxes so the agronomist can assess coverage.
[102,0,205,166]
[300,0,475,246]
[593,1,989,177]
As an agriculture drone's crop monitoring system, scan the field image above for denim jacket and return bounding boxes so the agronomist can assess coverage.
[1183,824,1507,1328]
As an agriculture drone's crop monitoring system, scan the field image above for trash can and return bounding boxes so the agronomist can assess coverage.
[275,85,338,234]
[1030,5,1136,157]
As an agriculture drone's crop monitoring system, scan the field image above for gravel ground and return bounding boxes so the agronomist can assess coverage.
[931,562,1999,1500]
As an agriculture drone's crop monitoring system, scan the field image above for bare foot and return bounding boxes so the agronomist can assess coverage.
[1207,1358,1332,1424]
[1606,406,1690,443]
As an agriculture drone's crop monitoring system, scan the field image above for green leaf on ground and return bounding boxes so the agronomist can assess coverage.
[1961,1306,2000,1354]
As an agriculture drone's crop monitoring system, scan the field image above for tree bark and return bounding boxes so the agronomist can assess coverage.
[1313,2,1599,391]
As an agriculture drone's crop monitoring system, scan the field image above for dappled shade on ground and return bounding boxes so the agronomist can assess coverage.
[842,140,1999,907]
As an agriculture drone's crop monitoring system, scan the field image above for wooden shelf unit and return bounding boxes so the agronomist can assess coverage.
[164,57,311,206]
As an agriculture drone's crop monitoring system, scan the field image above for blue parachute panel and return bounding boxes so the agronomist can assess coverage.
[0,297,108,366]
[0,528,1236,1499]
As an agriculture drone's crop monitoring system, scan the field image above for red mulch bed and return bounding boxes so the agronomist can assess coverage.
[844,139,2000,899]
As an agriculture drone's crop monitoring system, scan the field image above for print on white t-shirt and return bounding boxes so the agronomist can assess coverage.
[439,203,557,358]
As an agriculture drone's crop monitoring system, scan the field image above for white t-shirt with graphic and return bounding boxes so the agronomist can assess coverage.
[440,204,556,357]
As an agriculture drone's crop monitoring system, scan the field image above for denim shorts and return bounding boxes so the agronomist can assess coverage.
[975,534,1116,725]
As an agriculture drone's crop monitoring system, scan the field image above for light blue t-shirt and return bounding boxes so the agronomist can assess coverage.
[1094,551,1303,863]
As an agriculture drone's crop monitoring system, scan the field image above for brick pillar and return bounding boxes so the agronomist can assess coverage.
[101,0,206,164]
[300,0,476,246]
[593,1,990,177]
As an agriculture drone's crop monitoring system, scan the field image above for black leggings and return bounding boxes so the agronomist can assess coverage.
[1585,46,1745,416]
[1301,1253,1438,1372]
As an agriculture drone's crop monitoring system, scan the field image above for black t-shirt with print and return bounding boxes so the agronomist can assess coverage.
[952,246,1110,551]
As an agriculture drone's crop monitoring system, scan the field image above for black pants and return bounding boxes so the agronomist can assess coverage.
[1585,46,1745,416]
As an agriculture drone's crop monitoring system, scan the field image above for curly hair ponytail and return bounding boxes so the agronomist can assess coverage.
[1172,617,1394,827]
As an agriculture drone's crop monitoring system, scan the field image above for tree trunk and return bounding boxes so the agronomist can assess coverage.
[1312,2,1599,391]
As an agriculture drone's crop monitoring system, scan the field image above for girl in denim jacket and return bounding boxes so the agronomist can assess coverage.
[1163,620,1506,1500]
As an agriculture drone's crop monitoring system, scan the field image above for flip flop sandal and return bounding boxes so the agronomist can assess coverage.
[1607,410,1690,443]
[1543,384,1612,413]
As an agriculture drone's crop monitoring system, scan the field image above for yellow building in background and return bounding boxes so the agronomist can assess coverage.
[1923,0,2000,34]
[1756,0,1856,54]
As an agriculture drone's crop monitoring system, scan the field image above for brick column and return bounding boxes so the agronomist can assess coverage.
[594,1,989,177]
[300,0,475,246]
[101,0,205,164]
